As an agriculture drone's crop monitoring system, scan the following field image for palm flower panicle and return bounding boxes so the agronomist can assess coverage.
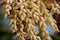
[1,0,60,40]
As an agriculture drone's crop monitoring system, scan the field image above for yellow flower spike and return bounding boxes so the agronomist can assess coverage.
[1,0,60,40]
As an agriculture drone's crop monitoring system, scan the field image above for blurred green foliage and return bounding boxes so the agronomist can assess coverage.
[52,35,60,40]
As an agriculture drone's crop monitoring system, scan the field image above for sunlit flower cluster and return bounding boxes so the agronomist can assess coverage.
[2,0,60,40]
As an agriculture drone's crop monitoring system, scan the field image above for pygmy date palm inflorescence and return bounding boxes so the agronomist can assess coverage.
[1,0,60,40]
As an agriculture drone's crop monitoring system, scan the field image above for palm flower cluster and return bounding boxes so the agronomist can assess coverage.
[1,0,60,40]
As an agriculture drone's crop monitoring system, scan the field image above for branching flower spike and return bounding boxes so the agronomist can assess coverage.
[1,0,60,40]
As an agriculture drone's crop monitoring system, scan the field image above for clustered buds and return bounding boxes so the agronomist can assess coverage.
[2,0,60,40]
